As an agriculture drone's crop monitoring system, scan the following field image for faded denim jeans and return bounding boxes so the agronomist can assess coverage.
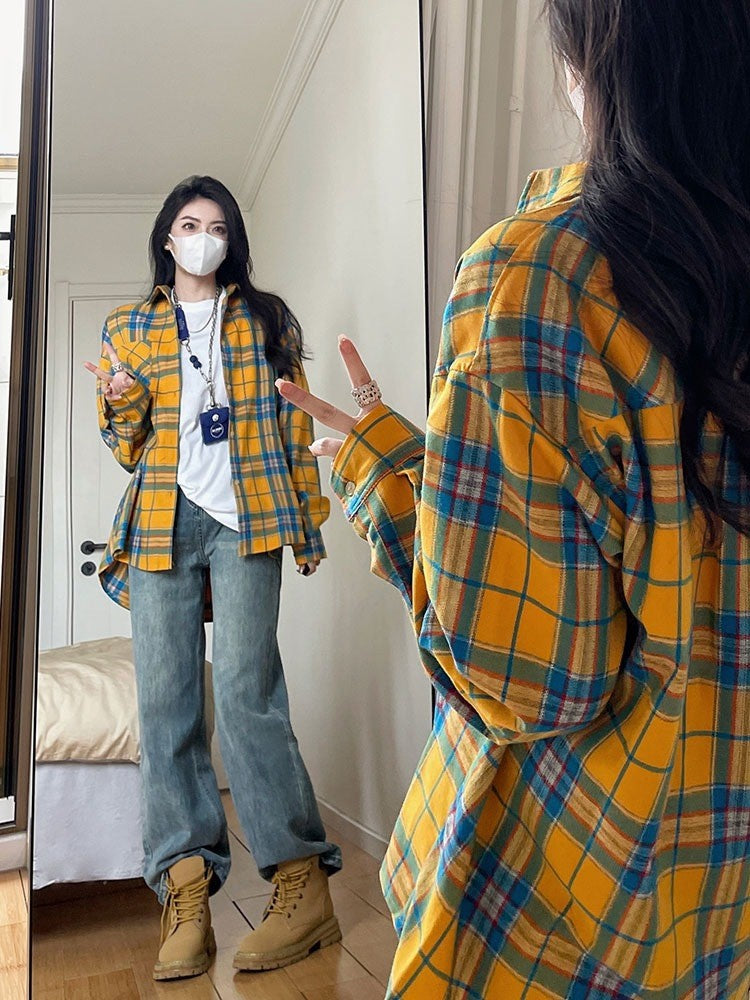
[129,488,341,901]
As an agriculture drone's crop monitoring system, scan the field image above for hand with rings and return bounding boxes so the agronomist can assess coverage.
[275,335,382,462]
[84,343,136,401]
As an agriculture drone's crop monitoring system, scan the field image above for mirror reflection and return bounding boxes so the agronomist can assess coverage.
[33,0,427,995]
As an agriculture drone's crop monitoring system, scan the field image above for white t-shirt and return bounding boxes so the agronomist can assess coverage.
[176,290,239,532]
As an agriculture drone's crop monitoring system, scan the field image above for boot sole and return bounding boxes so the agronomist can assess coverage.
[153,928,217,980]
[233,916,342,971]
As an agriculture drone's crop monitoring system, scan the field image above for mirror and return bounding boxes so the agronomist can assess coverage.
[32,0,428,996]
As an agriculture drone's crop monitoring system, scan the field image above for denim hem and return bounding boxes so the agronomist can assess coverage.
[153,855,231,904]
[257,844,343,883]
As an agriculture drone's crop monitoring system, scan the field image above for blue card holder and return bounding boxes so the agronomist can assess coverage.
[200,406,230,445]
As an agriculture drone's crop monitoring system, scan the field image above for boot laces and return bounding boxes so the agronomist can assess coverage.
[266,863,312,920]
[160,869,211,944]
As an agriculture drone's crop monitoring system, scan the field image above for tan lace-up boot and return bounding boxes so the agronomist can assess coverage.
[233,856,341,971]
[153,856,215,980]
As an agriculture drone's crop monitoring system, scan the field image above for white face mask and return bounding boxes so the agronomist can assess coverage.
[167,231,228,277]
[565,64,586,128]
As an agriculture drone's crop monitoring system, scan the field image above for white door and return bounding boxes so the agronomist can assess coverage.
[70,296,135,643]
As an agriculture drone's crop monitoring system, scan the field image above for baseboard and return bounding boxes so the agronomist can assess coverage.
[0,832,26,872]
[316,798,389,861]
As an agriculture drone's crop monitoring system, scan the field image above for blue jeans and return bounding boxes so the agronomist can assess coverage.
[129,489,341,902]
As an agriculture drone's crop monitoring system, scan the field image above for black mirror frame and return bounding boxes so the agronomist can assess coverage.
[0,0,53,840]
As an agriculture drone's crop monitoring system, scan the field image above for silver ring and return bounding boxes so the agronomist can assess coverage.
[351,379,382,408]
[110,362,124,373]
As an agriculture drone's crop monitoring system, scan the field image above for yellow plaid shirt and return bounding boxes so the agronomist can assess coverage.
[97,284,329,614]
[331,163,750,999]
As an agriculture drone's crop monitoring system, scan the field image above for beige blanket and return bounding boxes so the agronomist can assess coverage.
[36,637,213,763]
[36,637,141,763]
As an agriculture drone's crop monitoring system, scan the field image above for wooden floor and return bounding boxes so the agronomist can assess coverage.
[0,867,29,1000]
[31,792,395,999]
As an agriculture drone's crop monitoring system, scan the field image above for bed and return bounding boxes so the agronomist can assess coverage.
[33,637,215,889]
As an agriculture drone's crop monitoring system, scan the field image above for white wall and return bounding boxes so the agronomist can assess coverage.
[517,2,583,193]
[468,0,580,236]
[0,1,24,154]
[249,0,430,845]
[425,0,581,367]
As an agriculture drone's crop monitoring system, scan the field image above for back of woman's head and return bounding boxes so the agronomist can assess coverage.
[149,175,305,380]
[544,0,750,538]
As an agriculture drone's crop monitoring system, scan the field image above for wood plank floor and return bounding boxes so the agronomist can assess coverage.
[31,792,395,999]
[0,867,29,1000]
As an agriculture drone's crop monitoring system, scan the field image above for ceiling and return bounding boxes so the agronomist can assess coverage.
[50,0,309,199]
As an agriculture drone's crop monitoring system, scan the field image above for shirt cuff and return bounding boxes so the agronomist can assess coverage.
[103,375,150,421]
[330,402,425,518]
[292,530,327,565]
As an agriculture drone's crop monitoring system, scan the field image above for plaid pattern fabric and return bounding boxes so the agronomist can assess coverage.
[330,163,750,999]
[97,284,329,612]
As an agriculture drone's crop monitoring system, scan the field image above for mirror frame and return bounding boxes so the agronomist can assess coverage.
[0,0,53,836]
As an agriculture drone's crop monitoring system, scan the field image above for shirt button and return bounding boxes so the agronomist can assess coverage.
[344,480,356,496]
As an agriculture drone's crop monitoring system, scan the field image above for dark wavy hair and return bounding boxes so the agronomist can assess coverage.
[149,175,305,379]
[545,0,750,538]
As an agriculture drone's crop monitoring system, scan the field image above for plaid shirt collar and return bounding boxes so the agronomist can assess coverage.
[516,160,586,214]
[146,281,241,306]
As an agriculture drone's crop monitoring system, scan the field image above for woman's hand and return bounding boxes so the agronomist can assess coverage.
[278,336,380,579]
[296,560,321,576]
[84,342,135,401]
[275,336,381,461]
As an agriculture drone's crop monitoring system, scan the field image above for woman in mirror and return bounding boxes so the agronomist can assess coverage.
[279,0,750,997]
[84,175,342,981]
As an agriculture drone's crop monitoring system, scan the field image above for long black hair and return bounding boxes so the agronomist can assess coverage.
[149,175,306,379]
[545,0,750,538]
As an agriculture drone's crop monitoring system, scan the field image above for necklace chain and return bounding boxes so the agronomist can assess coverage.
[171,286,222,407]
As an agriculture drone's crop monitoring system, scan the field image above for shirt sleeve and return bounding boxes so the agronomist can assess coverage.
[277,354,331,565]
[331,363,628,746]
[330,403,425,606]
[97,318,153,474]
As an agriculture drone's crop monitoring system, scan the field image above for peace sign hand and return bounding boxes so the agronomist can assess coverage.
[275,336,381,460]
[83,342,135,401]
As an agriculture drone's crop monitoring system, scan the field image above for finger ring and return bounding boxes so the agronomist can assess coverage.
[111,362,124,373]
[351,379,382,408]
